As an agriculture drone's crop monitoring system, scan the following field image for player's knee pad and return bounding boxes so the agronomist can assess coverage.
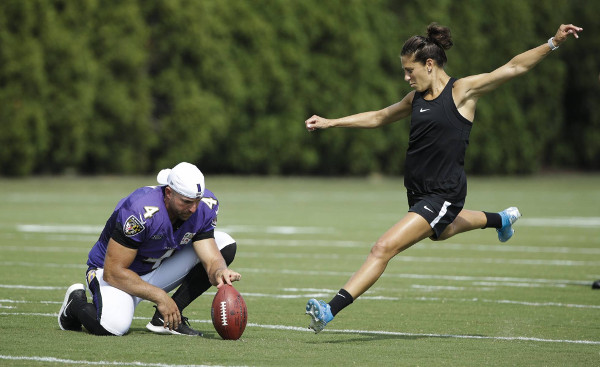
[220,242,237,266]
[215,231,236,266]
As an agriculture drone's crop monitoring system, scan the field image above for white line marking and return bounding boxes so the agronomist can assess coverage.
[0,261,86,268]
[0,284,65,290]
[4,283,600,311]
[0,355,243,367]
[17,224,103,234]
[0,299,61,304]
[396,256,600,266]
[15,224,336,235]
[237,268,593,286]
[411,285,467,291]
[0,245,90,253]
[2,313,599,346]
[5,228,600,254]
[13,218,600,239]
[2,250,599,273]
[279,289,600,309]
[519,217,600,228]
[422,243,600,255]
[241,252,600,266]
[314,328,600,345]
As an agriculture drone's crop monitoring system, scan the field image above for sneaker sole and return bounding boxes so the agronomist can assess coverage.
[498,208,521,242]
[145,322,199,336]
[305,299,325,333]
[497,228,514,242]
[58,283,84,331]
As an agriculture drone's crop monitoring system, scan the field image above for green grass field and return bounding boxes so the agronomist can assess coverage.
[1,174,599,366]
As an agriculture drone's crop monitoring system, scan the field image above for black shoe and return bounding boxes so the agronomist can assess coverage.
[145,307,202,336]
[58,283,86,331]
[593,280,600,289]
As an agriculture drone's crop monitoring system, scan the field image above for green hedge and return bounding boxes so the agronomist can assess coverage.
[0,0,597,176]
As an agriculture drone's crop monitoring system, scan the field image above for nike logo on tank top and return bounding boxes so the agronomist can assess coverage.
[404,78,473,201]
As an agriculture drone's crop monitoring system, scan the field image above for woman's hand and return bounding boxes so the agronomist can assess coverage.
[552,24,583,46]
[305,115,330,131]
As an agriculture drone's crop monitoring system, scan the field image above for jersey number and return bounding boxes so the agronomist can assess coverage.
[201,197,218,210]
[144,249,175,270]
[143,206,159,219]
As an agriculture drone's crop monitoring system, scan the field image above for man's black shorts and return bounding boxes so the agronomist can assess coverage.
[407,191,464,239]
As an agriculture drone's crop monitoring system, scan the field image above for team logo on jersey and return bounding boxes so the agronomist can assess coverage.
[86,269,96,285]
[123,215,145,237]
[180,232,194,245]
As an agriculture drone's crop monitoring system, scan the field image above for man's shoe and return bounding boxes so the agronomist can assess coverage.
[305,299,333,334]
[58,283,86,331]
[146,308,202,336]
[497,207,521,242]
[592,280,600,289]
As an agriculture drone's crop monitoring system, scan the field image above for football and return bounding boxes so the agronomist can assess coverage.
[211,284,248,340]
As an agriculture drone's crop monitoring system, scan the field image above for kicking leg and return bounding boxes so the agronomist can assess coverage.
[436,209,487,240]
[343,213,433,299]
[306,213,433,333]
[437,208,521,242]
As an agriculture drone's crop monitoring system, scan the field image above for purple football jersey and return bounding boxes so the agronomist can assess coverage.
[87,186,219,275]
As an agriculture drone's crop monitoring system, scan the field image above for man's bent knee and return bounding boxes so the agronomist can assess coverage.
[220,242,236,266]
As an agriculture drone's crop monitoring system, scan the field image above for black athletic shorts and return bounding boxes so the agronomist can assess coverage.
[407,191,464,239]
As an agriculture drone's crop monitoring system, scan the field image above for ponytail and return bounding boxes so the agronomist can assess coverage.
[401,23,453,67]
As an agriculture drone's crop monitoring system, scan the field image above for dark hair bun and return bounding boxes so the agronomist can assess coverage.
[426,23,453,50]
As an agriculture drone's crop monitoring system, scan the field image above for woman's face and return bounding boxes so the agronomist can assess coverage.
[401,54,430,92]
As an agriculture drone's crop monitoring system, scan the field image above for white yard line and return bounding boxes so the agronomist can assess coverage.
[1,312,599,346]
[2,285,600,310]
[237,267,594,286]
[13,217,600,239]
[0,355,243,367]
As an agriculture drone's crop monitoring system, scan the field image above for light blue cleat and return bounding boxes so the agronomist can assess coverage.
[497,207,521,242]
[305,299,333,334]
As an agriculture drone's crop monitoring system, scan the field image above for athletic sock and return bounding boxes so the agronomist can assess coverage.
[76,302,113,335]
[170,263,213,313]
[170,243,237,313]
[328,288,354,316]
[483,211,502,229]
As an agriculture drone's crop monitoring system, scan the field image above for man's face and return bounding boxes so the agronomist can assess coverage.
[165,187,201,221]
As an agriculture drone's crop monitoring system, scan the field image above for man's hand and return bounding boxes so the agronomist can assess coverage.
[214,268,242,289]
[156,294,181,331]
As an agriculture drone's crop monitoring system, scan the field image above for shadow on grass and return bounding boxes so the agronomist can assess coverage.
[127,327,226,340]
[306,330,487,344]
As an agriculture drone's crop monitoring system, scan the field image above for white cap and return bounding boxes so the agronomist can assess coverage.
[156,162,205,199]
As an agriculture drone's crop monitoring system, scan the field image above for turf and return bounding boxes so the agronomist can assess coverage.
[1,174,599,366]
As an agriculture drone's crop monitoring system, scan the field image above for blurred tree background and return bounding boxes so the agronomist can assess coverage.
[0,0,598,176]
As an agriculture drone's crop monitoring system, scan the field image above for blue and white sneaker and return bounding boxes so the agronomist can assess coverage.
[306,299,334,334]
[497,207,521,242]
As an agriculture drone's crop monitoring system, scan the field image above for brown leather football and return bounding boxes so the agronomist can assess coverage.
[211,284,248,340]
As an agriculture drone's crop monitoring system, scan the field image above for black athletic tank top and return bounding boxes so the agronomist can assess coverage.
[404,78,473,201]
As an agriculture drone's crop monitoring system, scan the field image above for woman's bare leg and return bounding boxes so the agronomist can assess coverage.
[436,209,487,241]
[343,212,434,299]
